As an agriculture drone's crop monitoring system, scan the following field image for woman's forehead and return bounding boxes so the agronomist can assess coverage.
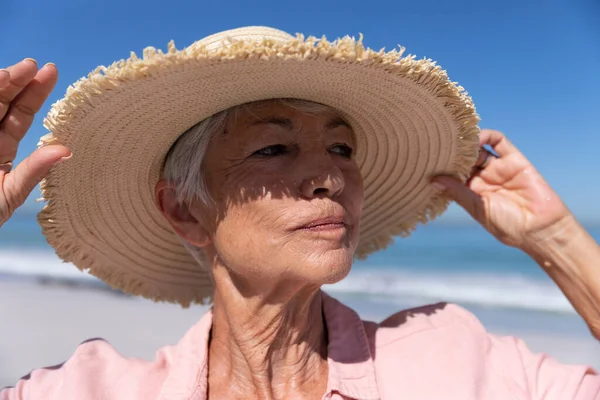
[224,99,352,134]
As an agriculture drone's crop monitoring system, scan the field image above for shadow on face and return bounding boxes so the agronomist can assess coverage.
[159,99,365,290]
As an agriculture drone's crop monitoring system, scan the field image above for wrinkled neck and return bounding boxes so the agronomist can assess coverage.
[207,269,329,400]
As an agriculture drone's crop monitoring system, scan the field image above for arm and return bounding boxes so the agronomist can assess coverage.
[524,216,600,339]
[432,129,600,340]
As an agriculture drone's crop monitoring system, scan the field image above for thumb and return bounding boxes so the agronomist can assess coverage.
[4,145,71,209]
[431,175,484,222]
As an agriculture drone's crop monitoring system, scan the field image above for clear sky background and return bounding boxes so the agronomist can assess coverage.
[1,0,598,225]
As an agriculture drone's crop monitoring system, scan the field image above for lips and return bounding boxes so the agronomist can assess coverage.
[300,216,347,230]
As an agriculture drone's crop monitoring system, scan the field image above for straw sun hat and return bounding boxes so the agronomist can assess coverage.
[37,26,480,307]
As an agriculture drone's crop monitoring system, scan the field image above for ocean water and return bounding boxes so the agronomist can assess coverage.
[1,208,599,334]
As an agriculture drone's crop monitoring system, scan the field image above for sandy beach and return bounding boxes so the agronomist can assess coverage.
[2,280,600,388]
[0,281,207,387]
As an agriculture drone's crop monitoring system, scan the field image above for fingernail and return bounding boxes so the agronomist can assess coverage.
[56,153,73,164]
[430,181,446,191]
[44,62,57,68]
[24,58,37,65]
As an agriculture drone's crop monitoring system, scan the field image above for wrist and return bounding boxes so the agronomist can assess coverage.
[521,214,600,278]
[520,213,583,261]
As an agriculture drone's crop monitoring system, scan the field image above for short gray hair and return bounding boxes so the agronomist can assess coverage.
[162,98,345,264]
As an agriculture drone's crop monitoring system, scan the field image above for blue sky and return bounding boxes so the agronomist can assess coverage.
[1,0,599,225]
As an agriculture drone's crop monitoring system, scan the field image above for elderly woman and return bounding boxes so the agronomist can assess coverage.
[1,26,600,400]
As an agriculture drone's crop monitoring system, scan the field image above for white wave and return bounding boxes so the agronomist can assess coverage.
[0,248,96,282]
[324,269,575,314]
[0,248,574,314]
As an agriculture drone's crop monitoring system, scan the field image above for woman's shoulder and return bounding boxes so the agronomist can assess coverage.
[364,301,486,347]
[361,302,600,399]
[1,338,174,400]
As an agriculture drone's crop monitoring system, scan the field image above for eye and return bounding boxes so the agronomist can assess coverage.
[252,144,288,157]
[329,143,353,158]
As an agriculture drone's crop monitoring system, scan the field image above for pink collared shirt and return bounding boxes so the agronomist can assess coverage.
[2,292,599,399]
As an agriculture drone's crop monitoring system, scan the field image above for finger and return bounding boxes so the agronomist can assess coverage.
[0,64,58,162]
[0,162,12,174]
[0,59,38,122]
[0,70,10,89]
[3,145,71,210]
[473,147,493,170]
[479,129,519,158]
[431,175,485,222]
[0,134,19,164]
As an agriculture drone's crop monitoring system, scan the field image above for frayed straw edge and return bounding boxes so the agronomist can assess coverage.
[36,192,212,308]
[38,32,480,306]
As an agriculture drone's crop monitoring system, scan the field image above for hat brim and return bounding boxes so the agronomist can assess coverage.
[38,27,480,307]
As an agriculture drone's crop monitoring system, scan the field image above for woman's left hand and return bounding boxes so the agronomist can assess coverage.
[431,129,573,252]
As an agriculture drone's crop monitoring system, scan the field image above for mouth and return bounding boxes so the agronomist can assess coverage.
[297,216,348,232]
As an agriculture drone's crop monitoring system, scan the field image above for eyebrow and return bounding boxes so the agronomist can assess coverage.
[247,116,352,131]
[248,117,294,129]
[325,117,351,130]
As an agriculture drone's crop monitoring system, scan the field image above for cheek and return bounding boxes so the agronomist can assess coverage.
[208,158,300,245]
[214,160,298,207]
[342,166,365,211]
[211,206,261,269]
[210,199,295,275]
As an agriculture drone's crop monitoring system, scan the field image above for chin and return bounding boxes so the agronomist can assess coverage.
[303,248,354,285]
[322,265,352,285]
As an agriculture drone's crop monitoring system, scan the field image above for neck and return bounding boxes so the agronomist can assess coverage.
[207,265,329,400]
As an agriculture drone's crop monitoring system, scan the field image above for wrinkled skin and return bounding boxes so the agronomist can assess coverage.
[2,58,598,399]
[159,102,364,293]
[157,101,365,399]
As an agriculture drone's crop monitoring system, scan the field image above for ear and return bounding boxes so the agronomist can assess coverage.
[155,180,212,247]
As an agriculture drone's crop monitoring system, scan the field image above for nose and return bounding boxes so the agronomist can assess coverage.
[300,156,346,199]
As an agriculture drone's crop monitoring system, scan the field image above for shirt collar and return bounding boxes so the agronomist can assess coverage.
[321,292,380,399]
[160,291,380,400]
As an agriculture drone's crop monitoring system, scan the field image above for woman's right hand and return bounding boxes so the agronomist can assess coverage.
[0,59,71,227]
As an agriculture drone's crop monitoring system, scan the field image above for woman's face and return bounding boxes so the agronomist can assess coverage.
[191,101,364,288]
